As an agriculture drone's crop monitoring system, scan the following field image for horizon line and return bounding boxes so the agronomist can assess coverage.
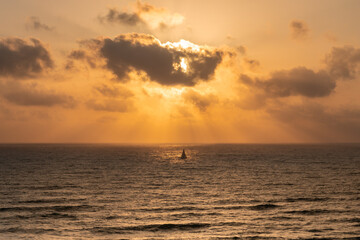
[0,142,359,145]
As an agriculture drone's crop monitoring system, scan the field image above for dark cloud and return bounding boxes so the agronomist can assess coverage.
[325,46,360,80]
[98,1,184,30]
[240,45,360,100]
[76,33,224,86]
[183,89,218,111]
[241,67,336,98]
[0,82,75,108]
[66,50,97,69]
[290,20,309,39]
[0,38,53,78]
[98,8,144,26]
[26,16,54,31]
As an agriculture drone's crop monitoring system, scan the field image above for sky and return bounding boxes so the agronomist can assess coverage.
[0,0,360,143]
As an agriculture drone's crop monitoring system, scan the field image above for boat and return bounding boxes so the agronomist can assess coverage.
[180,149,187,159]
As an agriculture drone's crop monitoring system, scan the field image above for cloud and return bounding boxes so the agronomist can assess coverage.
[268,103,360,142]
[87,83,134,112]
[98,8,144,26]
[94,84,134,98]
[241,67,336,98]
[74,33,224,86]
[290,20,309,39]
[183,89,218,111]
[99,1,184,29]
[0,37,53,78]
[244,58,260,71]
[0,82,75,108]
[240,45,360,100]
[86,99,132,112]
[26,16,54,31]
[66,49,97,69]
[325,46,360,80]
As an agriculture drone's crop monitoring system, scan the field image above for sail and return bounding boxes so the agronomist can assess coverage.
[181,149,187,159]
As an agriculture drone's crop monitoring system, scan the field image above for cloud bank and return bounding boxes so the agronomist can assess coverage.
[99,1,184,30]
[241,68,335,98]
[73,33,225,86]
[0,38,53,78]
[241,46,360,99]
[325,46,360,80]
[0,82,74,108]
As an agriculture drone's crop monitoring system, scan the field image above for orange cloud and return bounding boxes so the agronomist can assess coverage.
[290,20,309,40]
[98,1,184,30]
[0,81,75,108]
[25,16,54,32]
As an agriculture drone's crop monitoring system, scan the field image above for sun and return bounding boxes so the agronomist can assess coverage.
[162,39,201,52]
[173,57,189,73]
[180,58,188,72]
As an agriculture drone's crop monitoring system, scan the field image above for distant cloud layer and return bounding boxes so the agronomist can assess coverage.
[0,82,74,108]
[290,20,309,39]
[268,103,360,142]
[241,68,335,98]
[94,84,134,98]
[99,1,184,29]
[325,46,360,80]
[241,46,360,99]
[73,33,225,86]
[86,99,132,112]
[183,89,218,111]
[0,38,53,78]
[26,16,54,31]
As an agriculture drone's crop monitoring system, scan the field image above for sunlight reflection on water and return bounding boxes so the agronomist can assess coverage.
[0,144,359,239]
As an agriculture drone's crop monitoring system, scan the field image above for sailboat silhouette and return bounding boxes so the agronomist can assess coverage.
[180,149,187,159]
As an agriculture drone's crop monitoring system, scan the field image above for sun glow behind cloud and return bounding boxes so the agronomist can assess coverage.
[0,0,360,143]
[162,39,201,52]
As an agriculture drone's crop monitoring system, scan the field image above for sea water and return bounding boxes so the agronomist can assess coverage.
[0,144,359,239]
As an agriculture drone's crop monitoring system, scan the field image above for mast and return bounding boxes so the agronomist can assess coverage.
[181,149,187,159]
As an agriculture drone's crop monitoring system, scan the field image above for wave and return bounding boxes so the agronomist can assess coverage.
[40,213,77,219]
[217,222,245,227]
[90,223,210,233]
[17,198,85,204]
[0,204,94,212]
[26,185,81,190]
[284,209,346,215]
[248,204,280,210]
[0,227,56,234]
[213,199,248,205]
[138,206,208,212]
[285,197,329,202]
[327,217,360,223]
[269,216,301,221]
[0,213,77,220]
[214,205,244,210]
[264,183,294,186]
[138,203,280,212]
[171,212,221,218]
[308,229,323,233]
[104,215,135,220]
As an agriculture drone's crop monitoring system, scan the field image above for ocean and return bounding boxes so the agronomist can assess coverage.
[0,144,359,239]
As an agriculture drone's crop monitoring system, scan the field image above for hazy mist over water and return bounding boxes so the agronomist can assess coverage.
[0,144,359,239]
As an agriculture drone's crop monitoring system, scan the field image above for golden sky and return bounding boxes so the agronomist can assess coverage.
[0,0,360,143]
